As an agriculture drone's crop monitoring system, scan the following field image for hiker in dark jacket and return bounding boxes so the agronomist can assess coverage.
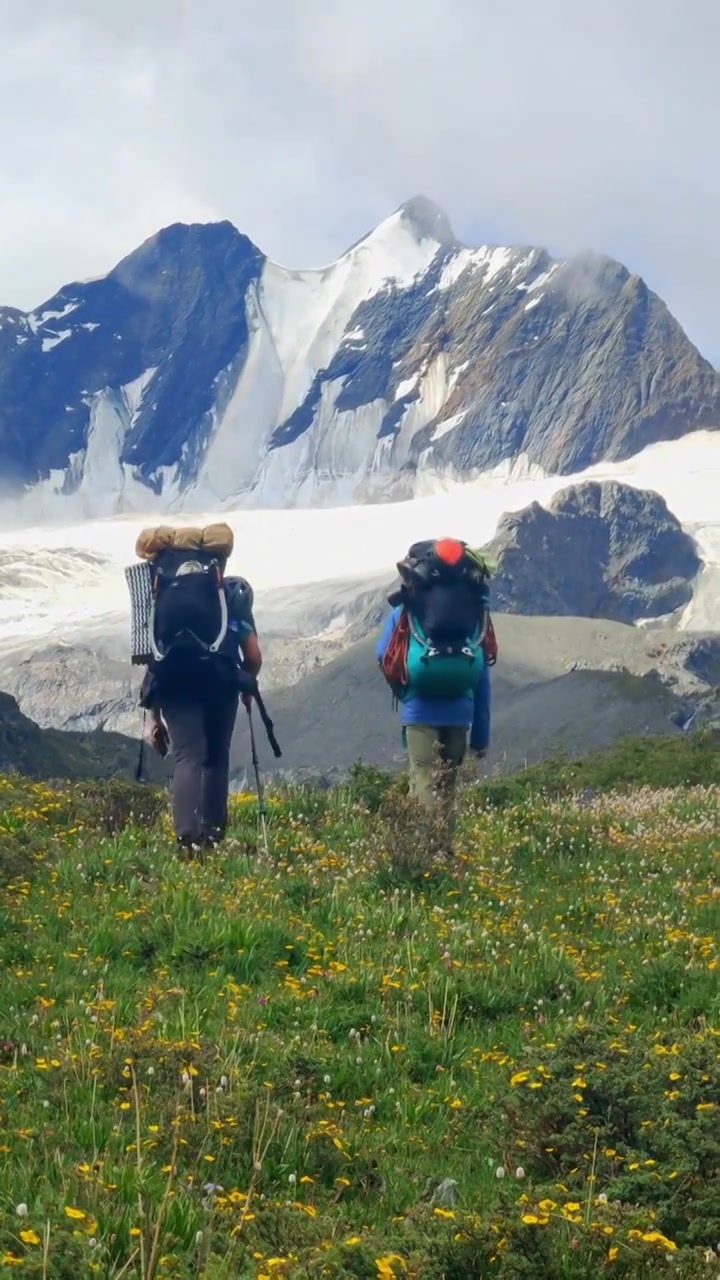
[146,574,262,853]
[135,525,263,855]
[376,537,493,841]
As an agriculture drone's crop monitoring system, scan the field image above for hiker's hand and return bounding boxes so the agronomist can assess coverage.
[150,721,169,755]
[241,693,254,710]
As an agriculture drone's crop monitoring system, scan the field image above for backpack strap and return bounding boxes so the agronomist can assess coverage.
[148,565,163,662]
[482,612,498,665]
[208,578,229,654]
[148,555,229,664]
[407,611,431,656]
[149,598,161,663]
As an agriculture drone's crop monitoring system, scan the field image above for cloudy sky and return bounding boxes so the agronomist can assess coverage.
[0,0,718,358]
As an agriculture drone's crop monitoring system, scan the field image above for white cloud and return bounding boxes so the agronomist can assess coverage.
[0,0,718,358]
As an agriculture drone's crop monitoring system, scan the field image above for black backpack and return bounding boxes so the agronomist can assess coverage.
[390,538,491,645]
[137,550,282,757]
[148,548,252,690]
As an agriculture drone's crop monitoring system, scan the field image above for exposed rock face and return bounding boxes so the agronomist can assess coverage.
[2,611,716,782]
[1,198,718,516]
[488,481,702,623]
[0,634,345,739]
[0,222,263,491]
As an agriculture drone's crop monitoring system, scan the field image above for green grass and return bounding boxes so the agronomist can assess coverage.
[347,730,720,814]
[474,728,720,808]
[0,765,718,1279]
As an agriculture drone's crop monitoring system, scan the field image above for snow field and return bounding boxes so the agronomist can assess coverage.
[0,432,717,650]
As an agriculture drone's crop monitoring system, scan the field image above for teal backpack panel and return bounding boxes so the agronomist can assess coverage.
[405,617,485,698]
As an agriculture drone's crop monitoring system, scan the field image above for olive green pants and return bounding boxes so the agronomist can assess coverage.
[405,724,468,834]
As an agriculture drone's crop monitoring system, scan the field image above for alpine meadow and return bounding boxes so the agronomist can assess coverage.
[0,735,718,1278]
[1,195,719,1278]
[2,6,720,1278]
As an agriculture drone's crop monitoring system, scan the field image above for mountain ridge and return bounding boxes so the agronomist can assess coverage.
[1,197,719,518]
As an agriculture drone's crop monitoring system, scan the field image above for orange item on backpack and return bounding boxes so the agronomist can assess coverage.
[434,537,464,566]
[380,609,410,690]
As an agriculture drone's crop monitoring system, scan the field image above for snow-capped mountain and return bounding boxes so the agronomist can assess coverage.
[1,195,719,519]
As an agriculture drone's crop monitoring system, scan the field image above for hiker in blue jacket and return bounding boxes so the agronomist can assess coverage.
[377,538,494,844]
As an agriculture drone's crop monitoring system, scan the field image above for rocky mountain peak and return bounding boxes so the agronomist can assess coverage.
[396,195,458,248]
[106,218,256,286]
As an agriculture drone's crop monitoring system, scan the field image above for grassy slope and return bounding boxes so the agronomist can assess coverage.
[0,691,169,783]
[259,617,690,777]
[0,748,718,1279]
[475,727,720,806]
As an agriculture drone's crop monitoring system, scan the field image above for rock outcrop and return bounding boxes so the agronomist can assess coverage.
[487,480,702,623]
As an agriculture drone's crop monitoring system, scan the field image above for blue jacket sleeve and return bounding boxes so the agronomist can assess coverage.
[376,608,399,663]
[470,661,491,751]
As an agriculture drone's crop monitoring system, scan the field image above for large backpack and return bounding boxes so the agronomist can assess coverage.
[128,523,283,758]
[150,546,221,654]
[381,538,494,700]
[141,543,256,700]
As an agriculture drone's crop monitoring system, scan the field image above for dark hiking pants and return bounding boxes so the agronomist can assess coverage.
[160,692,239,847]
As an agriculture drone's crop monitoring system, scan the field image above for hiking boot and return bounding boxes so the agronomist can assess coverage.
[176,837,206,864]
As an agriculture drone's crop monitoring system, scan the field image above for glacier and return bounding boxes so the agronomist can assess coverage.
[0,432,718,658]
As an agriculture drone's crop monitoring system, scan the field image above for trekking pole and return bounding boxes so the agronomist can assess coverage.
[253,689,282,758]
[245,702,270,857]
[136,711,147,782]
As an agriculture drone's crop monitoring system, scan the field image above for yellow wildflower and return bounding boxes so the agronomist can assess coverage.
[631,1229,677,1251]
[510,1070,530,1086]
[375,1255,407,1278]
